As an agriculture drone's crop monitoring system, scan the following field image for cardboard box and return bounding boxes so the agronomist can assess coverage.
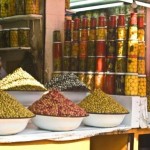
[111,95,141,128]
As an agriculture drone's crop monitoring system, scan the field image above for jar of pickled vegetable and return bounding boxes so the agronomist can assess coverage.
[53,30,61,42]
[115,73,125,95]
[125,73,138,96]
[25,0,40,14]
[138,75,146,97]
[89,29,96,41]
[96,40,106,56]
[78,57,86,72]
[74,17,80,30]
[104,72,115,94]
[16,0,25,15]
[117,27,126,40]
[62,57,70,71]
[95,72,105,90]
[53,58,62,71]
[18,28,30,47]
[79,41,87,57]
[87,56,95,72]
[138,42,145,58]
[137,15,144,28]
[127,57,138,73]
[87,40,95,56]
[107,28,116,40]
[71,41,79,57]
[115,56,127,73]
[70,57,78,71]
[10,28,19,47]
[98,16,106,27]
[128,40,138,56]
[78,72,86,83]
[118,14,125,27]
[130,13,137,26]
[64,41,71,56]
[8,0,16,16]
[96,27,107,40]
[73,30,79,41]
[95,56,105,72]
[0,0,8,17]
[107,41,116,56]
[0,30,3,48]
[65,0,70,9]
[80,29,88,41]
[138,29,145,41]
[129,26,138,40]
[138,58,145,74]
[2,29,10,47]
[105,56,115,72]
[116,40,127,56]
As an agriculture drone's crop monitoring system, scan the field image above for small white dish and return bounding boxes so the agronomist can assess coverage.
[83,113,127,128]
[0,118,31,135]
[32,115,85,131]
[6,91,46,107]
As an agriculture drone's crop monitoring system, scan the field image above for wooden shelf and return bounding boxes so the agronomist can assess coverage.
[0,47,31,51]
[0,14,42,24]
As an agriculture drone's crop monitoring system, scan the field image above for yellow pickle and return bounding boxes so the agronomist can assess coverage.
[129,26,138,40]
[138,58,145,74]
[138,75,146,97]
[128,40,138,56]
[138,42,145,57]
[127,57,138,73]
[138,28,145,41]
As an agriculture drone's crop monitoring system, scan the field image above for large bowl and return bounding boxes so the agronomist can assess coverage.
[83,113,127,128]
[32,115,85,131]
[6,91,46,107]
[60,91,90,104]
[0,118,31,135]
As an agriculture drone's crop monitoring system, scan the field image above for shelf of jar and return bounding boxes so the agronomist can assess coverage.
[0,14,42,23]
[0,47,31,51]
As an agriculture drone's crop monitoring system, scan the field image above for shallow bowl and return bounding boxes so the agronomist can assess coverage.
[0,118,31,135]
[83,113,127,128]
[32,115,85,131]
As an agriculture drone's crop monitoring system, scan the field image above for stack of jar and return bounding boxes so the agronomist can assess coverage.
[53,30,62,72]
[115,14,127,95]
[0,0,40,18]
[95,15,106,91]
[104,15,117,95]
[137,14,146,97]
[0,28,30,48]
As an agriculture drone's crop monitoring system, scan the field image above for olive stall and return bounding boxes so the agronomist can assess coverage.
[0,0,150,150]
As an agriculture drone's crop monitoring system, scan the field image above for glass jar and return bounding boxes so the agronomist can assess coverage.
[79,41,87,57]
[128,40,138,57]
[96,27,107,40]
[138,58,145,74]
[127,57,138,73]
[16,0,25,15]
[10,28,19,47]
[104,72,115,95]
[80,29,88,41]
[71,41,79,57]
[70,57,78,71]
[98,16,106,27]
[0,0,8,17]
[125,73,138,96]
[53,30,61,42]
[53,58,62,71]
[78,72,86,83]
[95,56,105,72]
[117,27,126,40]
[115,73,125,95]
[72,30,79,41]
[137,15,144,28]
[62,57,70,71]
[105,56,116,72]
[115,56,127,73]
[87,56,95,72]
[53,42,62,59]
[116,40,127,56]
[138,29,145,41]
[2,29,10,47]
[96,40,106,56]
[130,13,137,26]
[78,57,86,72]
[89,29,96,41]
[129,26,138,40]
[8,0,16,16]
[95,72,105,90]
[138,75,146,97]
[65,0,70,9]
[107,28,116,40]
[107,40,116,56]
[64,41,71,56]
[138,42,145,58]
[117,14,125,27]
[87,40,95,56]
[18,28,30,47]
[25,0,40,14]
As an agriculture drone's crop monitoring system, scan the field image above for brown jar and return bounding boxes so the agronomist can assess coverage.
[96,40,106,56]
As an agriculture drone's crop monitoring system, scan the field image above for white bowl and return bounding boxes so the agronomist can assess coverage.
[32,115,85,131]
[83,113,127,128]
[60,91,90,104]
[6,91,46,107]
[0,118,31,135]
